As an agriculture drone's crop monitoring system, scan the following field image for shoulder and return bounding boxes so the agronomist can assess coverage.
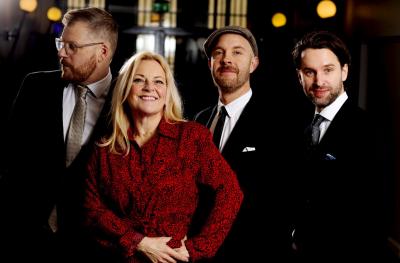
[18,70,64,96]
[20,70,63,91]
[174,121,209,134]
[182,120,209,131]
[341,99,371,124]
[194,106,214,121]
[23,70,61,82]
[174,121,211,141]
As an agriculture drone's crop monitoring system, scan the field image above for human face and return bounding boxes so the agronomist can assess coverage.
[209,34,259,98]
[128,59,167,118]
[297,48,348,112]
[58,21,102,84]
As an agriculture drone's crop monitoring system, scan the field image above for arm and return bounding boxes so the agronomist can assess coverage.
[83,147,144,258]
[84,147,189,262]
[185,129,243,261]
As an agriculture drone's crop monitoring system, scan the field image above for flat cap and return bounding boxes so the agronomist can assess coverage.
[203,25,258,59]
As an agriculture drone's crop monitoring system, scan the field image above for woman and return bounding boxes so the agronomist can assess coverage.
[83,51,243,263]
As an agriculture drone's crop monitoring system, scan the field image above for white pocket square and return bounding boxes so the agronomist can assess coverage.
[242,147,256,152]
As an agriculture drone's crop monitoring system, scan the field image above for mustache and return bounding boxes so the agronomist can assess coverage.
[218,65,238,73]
[60,60,72,68]
[312,84,329,89]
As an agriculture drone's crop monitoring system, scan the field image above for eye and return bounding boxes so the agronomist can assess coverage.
[154,79,166,87]
[67,43,78,52]
[303,70,315,77]
[212,49,224,57]
[324,67,334,73]
[233,50,242,55]
[133,78,145,85]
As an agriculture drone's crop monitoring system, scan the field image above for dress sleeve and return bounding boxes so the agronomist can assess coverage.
[185,128,243,261]
[83,146,144,258]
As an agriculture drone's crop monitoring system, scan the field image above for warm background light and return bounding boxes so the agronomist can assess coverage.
[47,7,62,22]
[19,0,37,13]
[272,12,287,28]
[317,0,337,19]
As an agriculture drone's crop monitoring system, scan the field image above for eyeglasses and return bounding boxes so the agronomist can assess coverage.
[55,38,103,55]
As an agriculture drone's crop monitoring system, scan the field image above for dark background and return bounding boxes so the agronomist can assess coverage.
[1,0,400,258]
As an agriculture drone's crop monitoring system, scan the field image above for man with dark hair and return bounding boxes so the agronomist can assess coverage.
[291,30,387,262]
[0,7,118,263]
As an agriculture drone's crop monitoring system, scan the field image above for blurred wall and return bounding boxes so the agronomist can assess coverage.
[345,0,400,254]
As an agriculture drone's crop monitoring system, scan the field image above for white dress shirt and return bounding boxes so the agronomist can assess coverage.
[316,91,348,142]
[211,89,252,151]
[63,69,112,146]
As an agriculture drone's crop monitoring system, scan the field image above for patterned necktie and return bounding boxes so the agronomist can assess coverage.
[213,106,227,149]
[65,84,89,167]
[311,114,325,146]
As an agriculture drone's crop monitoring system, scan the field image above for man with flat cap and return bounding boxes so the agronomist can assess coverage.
[192,25,295,262]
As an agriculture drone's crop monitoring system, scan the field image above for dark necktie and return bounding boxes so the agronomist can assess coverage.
[311,114,325,146]
[213,106,227,149]
[65,84,89,167]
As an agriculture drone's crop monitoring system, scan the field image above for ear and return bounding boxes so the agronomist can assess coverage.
[249,56,259,73]
[296,69,302,83]
[98,43,110,62]
[341,64,348,82]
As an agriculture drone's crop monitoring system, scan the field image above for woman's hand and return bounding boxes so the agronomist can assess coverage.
[174,236,189,259]
[137,236,189,263]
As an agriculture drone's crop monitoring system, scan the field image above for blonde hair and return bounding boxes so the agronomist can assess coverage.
[101,51,185,155]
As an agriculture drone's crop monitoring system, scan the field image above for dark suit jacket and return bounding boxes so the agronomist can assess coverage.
[193,92,295,262]
[292,99,387,262]
[0,70,113,262]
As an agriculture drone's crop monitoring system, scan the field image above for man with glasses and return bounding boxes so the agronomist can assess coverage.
[1,7,118,263]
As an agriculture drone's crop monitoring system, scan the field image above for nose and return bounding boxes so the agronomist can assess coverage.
[57,46,68,57]
[221,53,232,64]
[142,80,155,91]
[314,71,326,87]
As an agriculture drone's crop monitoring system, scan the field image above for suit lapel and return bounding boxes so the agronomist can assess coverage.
[221,96,256,156]
[91,78,115,141]
[318,100,350,147]
[205,105,218,129]
[51,75,68,155]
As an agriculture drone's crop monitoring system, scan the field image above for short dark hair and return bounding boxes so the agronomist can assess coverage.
[62,7,119,56]
[292,30,351,69]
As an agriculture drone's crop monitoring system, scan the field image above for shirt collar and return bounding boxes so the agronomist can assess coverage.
[317,91,348,121]
[127,118,180,142]
[86,68,112,98]
[218,88,252,117]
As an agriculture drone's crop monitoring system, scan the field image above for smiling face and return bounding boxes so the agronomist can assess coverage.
[297,48,348,112]
[209,33,259,103]
[127,59,167,119]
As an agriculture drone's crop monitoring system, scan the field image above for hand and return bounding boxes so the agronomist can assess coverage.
[174,236,189,259]
[137,236,189,263]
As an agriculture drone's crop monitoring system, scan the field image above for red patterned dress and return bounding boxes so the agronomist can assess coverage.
[84,119,243,262]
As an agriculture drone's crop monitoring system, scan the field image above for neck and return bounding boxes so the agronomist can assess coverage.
[132,114,162,145]
[220,85,250,105]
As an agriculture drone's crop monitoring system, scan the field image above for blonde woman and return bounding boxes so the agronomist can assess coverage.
[83,51,243,263]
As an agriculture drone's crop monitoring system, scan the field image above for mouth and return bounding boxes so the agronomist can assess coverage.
[312,88,329,98]
[61,61,71,68]
[219,67,237,74]
[139,95,158,101]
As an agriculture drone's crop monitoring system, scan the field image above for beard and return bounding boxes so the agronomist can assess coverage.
[309,83,343,109]
[61,55,97,83]
[213,66,250,94]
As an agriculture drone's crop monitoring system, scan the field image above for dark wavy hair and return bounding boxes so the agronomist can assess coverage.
[292,30,351,69]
